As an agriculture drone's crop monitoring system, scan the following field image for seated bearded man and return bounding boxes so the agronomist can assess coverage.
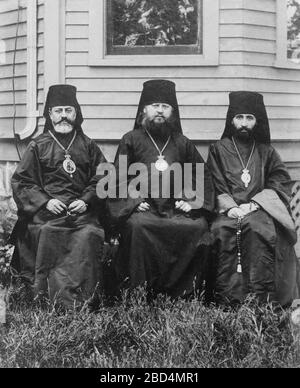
[105,80,215,298]
[11,84,106,308]
[207,91,300,306]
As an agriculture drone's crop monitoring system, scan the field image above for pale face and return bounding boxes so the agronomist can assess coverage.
[49,106,76,134]
[232,113,257,131]
[143,103,173,124]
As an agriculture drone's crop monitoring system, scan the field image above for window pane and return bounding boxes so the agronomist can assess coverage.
[107,0,202,55]
[287,0,300,63]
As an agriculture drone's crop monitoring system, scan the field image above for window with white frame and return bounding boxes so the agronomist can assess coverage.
[89,0,219,66]
[106,0,202,55]
[276,0,300,68]
[287,0,300,63]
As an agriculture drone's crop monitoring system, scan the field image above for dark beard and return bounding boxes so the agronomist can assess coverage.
[232,126,254,143]
[142,117,173,141]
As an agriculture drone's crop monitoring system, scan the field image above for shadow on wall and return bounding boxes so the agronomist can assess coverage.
[0,162,18,246]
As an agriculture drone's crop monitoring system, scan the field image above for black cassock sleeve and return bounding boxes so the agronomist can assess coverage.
[207,144,238,213]
[263,147,294,208]
[11,141,51,218]
[80,139,107,205]
[107,134,144,229]
[183,139,215,216]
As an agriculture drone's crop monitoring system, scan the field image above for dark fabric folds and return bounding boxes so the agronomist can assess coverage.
[107,129,215,298]
[207,138,299,306]
[11,130,107,307]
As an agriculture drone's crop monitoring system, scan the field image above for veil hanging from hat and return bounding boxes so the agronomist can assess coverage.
[221,91,271,144]
[43,84,84,133]
[133,79,183,133]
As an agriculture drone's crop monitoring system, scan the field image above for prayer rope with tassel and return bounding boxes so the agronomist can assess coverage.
[236,216,243,273]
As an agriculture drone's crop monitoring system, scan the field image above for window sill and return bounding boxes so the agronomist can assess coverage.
[88,54,219,67]
[273,60,300,70]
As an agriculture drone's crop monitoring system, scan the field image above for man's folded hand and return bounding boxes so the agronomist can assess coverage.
[227,207,246,219]
[137,202,150,213]
[175,200,192,213]
[68,200,88,214]
[46,199,67,215]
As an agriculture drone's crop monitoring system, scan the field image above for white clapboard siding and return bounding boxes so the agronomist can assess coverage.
[0,3,27,139]
[0,0,44,148]
[61,0,300,180]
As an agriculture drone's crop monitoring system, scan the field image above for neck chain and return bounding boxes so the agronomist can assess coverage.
[232,137,256,188]
[49,130,77,178]
[145,130,171,172]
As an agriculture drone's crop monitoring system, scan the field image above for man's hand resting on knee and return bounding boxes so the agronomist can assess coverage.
[68,200,88,214]
[175,200,192,213]
[137,202,150,212]
[227,207,246,219]
[46,199,67,215]
[228,202,261,219]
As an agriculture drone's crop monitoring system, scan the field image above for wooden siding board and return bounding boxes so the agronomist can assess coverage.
[0,63,27,78]
[0,9,27,27]
[65,64,300,82]
[56,90,300,108]
[0,118,26,137]
[0,74,44,93]
[65,78,300,94]
[221,0,275,12]
[0,91,26,105]
[0,77,27,91]
[65,11,89,25]
[220,24,275,40]
[76,105,300,120]
[0,105,26,117]
[72,118,300,142]
[220,9,275,27]
[66,65,249,79]
[0,22,27,39]
[66,0,89,12]
[66,25,88,38]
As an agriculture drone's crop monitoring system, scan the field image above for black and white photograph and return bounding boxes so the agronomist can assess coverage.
[0,0,300,371]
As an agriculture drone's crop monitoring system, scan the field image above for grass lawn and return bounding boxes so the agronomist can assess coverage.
[0,287,299,368]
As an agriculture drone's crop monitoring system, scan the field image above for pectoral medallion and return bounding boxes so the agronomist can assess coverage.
[232,137,256,190]
[63,154,77,178]
[241,169,251,188]
[155,155,169,172]
[48,130,77,178]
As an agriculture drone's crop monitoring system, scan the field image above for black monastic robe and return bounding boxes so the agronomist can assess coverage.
[108,129,215,298]
[208,138,299,306]
[11,130,106,307]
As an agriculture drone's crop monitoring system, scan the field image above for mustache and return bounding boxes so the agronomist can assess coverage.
[237,126,252,133]
[152,115,166,120]
[54,118,74,126]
